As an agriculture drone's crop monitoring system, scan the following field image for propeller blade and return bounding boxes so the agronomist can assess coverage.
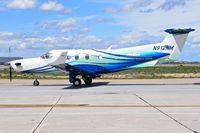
[9,66,12,82]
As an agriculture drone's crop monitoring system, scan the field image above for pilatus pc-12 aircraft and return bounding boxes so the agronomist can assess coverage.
[9,28,194,87]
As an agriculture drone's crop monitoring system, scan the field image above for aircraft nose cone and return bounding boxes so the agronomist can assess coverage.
[10,61,23,72]
[10,61,16,70]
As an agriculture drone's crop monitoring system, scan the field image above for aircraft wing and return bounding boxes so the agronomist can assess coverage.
[48,51,68,73]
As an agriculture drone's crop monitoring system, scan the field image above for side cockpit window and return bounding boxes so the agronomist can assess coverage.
[40,52,53,59]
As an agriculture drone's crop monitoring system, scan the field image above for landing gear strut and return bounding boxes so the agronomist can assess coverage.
[33,79,39,86]
[69,70,93,87]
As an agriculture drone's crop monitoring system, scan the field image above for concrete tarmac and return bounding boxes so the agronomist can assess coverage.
[0,79,200,133]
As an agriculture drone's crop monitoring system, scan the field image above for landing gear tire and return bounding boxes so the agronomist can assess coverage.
[73,78,82,87]
[33,80,39,86]
[83,77,92,85]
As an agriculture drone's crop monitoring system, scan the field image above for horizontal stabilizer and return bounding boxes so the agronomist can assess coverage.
[165,28,195,34]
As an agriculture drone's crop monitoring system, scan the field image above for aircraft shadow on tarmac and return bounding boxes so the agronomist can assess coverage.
[62,82,110,89]
[21,82,200,89]
[61,82,200,89]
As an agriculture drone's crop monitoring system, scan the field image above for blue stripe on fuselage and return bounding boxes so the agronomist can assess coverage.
[21,65,56,74]
[93,49,169,59]
[67,51,169,74]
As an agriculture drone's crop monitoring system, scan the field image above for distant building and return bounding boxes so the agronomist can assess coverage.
[0,57,23,65]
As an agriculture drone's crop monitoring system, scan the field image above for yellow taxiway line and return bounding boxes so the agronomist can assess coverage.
[0,104,200,108]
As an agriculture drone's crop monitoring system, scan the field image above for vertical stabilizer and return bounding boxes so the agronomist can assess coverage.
[162,28,194,61]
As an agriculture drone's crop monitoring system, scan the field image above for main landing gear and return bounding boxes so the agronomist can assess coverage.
[71,76,93,87]
[73,78,82,87]
[69,71,94,87]
[83,76,92,85]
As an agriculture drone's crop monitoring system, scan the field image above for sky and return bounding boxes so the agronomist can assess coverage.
[0,0,200,61]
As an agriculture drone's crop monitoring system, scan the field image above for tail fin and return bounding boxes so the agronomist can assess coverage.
[161,28,194,61]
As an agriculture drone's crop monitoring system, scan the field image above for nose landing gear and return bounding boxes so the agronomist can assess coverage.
[33,79,39,86]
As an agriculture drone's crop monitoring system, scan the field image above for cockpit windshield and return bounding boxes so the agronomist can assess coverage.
[40,52,53,59]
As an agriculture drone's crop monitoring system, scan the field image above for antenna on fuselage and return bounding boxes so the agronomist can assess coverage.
[107,45,113,50]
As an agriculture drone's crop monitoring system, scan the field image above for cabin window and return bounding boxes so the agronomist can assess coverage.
[85,54,89,60]
[75,55,79,60]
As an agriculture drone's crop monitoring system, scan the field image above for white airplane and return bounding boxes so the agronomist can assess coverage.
[9,28,194,87]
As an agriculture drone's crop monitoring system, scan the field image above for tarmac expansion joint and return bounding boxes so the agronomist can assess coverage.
[31,95,62,133]
[134,93,199,133]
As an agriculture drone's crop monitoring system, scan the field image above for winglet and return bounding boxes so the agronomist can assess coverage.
[165,28,195,34]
